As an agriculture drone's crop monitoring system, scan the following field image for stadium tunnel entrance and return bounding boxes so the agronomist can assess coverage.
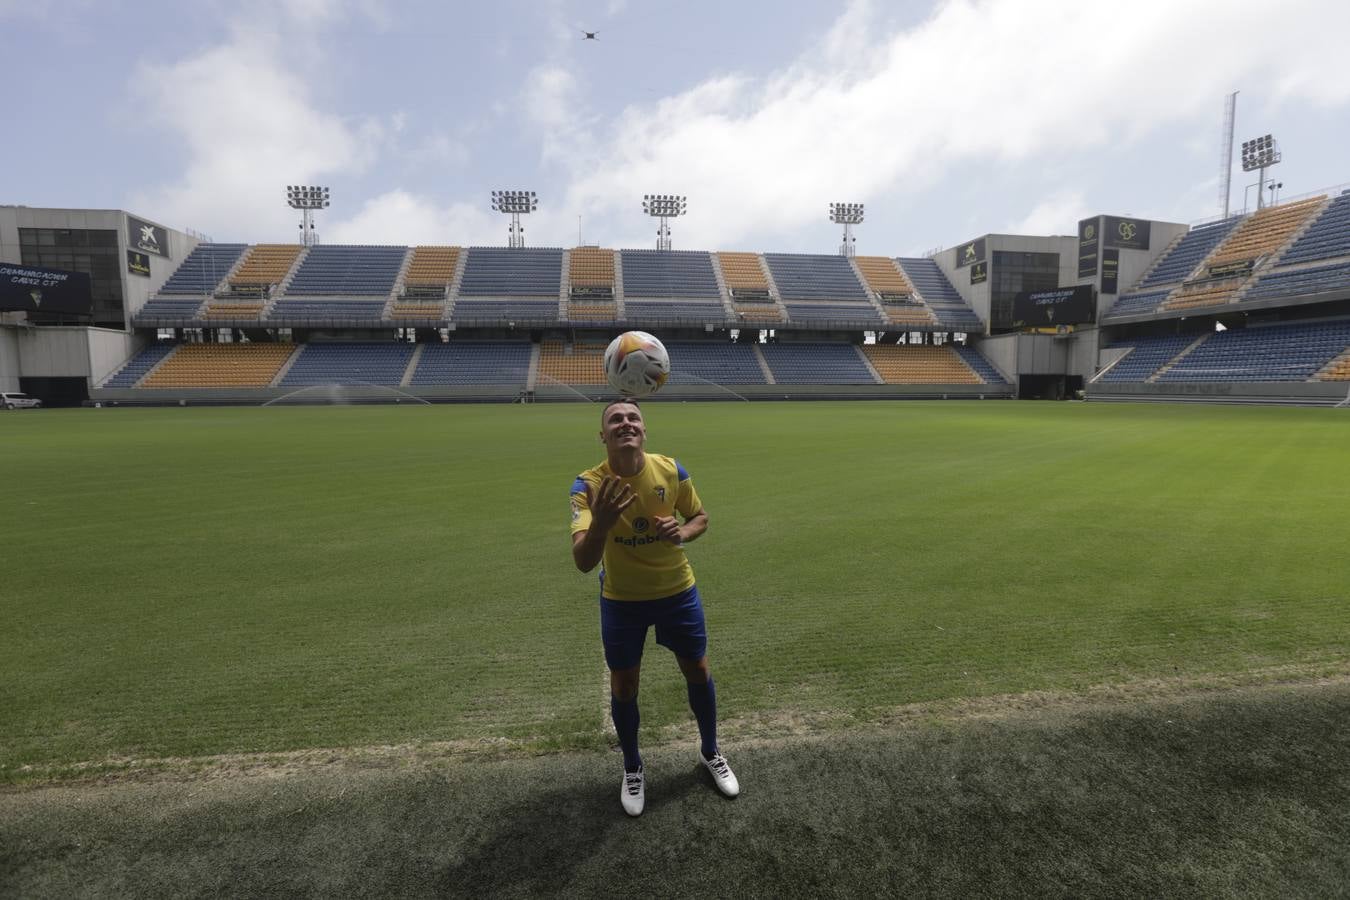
[20,376,89,408]
[1017,374,1082,400]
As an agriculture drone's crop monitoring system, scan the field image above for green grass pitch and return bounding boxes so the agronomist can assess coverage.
[2,401,1348,781]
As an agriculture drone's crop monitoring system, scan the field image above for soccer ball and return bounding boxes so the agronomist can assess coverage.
[604,331,671,397]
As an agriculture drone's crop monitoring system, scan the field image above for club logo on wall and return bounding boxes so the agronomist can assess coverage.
[1083,223,1095,241]
[1117,220,1136,243]
[30,289,43,308]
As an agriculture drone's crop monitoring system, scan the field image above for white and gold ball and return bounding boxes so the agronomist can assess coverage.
[603,331,670,397]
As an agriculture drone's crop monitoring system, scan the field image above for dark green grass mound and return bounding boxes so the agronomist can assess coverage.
[3,681,1347,899]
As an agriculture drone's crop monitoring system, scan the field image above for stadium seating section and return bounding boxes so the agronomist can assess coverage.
[286,245,407,296]
[567,303,617,322]
[459,247,563,296]
[895,258,983,331]
[135,297,205,321]
[862,345,980,384]
[1273,192,1350,267]
[1206,197,1324,269]
[452,299,558,324]
[230,245,303,290]
[1104,289,1171,319]
[1135,217,1241,290]
[1241,260,1350,304]
[103,342,176,387]
[410,342,532,386]
[621,250,721,298]
[1099,334,1201,382]
[952,346,1008,384]
[662,341,766,384]
[569,247,615,294]
[1157,321,1350,382]
[763,254,869,301]
[716,252,770,297]
[759,343,876,384]
[853,256,913,298]
[269,299,387,322]
[538,340,609,385]
[141,343,295,388]
[404,246,459,289]
[784,302,883,327]
[623,300,727,326]
[158,243,247,294]
[278,342,415,386]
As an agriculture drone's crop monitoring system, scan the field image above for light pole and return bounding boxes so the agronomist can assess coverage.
[642,194,686,250]
[1267,181,1284,207]
[1240,134,1281,210]
[829,202,864,257]
[286,185,330,247]
[491,190,538,248]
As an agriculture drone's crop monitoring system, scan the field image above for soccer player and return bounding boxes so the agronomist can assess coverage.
[570,398,739,816]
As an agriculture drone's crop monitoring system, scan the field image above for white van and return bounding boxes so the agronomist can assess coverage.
[1,392,42,410]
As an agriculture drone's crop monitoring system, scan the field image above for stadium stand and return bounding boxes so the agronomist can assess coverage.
[284,245,406,296]
[1319,347,1350,380]
[1241,260,1350,304]
[1207,197,1324,268]
[569,247,615,300]
[451,299,558,324]
[621,250,721,298]
[1103,289,1172,319]
[663,341,766,385]
[1135,217,1242,290]
[862,345,980,384]
[157,243,248,295]
[623,300,727,325]
[403,246,460,290]
[103,342,176,387]
[230,245,303,291]
[716,252,769,295]
[763,253,869,301]
[1098,334,1201,382]
[538,340,609,385]
[853,256,913,299]
[759,343,876,384]
[1271,192,1350,267]
[784,302,883,327]
[278,342,415,386]
[895,258,984,331]
[952,346,1008,384]
[203,298,265,321]
[459,247,564,296]
[410,342,533,386]
[267,299,387,322]
[567,303,618,322]
[1157,320,1350,382]
[133,297,205,322]
[141,343,295,388]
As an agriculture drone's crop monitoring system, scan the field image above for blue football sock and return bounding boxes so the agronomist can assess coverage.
[687,677,718,758]
[610,694,642,772]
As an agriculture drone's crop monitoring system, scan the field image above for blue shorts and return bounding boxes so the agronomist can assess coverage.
[599,585,708,671]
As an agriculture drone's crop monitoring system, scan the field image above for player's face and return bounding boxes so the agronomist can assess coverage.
[600,402,645,451]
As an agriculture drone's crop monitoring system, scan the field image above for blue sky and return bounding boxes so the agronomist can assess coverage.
[6,0,1349,255]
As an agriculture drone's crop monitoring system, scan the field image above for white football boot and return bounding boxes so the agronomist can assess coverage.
[621,767,645,817]
[700,752,740,798]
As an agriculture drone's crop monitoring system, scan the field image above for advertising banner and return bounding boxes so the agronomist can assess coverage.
[1011,284,1095,327]
[1101,248,1120,294]
[954,237,985,269]
[127,249,152,277]
[970,260,987,284]
[0,263,93,314]
[1077,217,1099,278]
[127,215,169,257]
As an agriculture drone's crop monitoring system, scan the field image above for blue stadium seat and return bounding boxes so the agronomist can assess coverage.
[1244,260,1350,303]
[285,245,407,296]
[279,343,416,386]
[762,254,869,301]
[1135,217,1242,289]
[1274,193,1350,267]
[458,247,564,297]
[663,342,766,384]
[895,258,984,331]
[759,343,875,384]
[104,342,177,387]
[952,346,1007,383]
[158,244,249,295]
[1156,321,1350,382]
[1100,334,1199,382]
[410,342,533,385]
[619,250,721,298]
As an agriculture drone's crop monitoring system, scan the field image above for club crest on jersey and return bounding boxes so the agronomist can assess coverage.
[571,500,581,522]
[633,517,649,533]
[655,487,665,501]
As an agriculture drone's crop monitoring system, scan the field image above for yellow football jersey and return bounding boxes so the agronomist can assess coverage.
[570,453,703,601]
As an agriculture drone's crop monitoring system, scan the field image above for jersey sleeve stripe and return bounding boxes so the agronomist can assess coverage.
[571,476,588,495]
[675,461,690,481]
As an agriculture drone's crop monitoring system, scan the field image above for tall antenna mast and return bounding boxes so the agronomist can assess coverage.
[1219,91,1238,219]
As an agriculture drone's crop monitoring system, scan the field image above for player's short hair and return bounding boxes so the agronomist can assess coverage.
[601,398,641,424]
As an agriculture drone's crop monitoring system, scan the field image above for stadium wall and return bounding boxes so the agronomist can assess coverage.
[0,206,197,324]
[1089,380,1347,405]
[0,326,18,392]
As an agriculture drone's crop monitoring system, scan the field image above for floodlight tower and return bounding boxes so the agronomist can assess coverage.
[491,190,538,248]
[829,202,864,257]
[1240,134,1281,210]
[642,194,687,250]
[287,185,330,246]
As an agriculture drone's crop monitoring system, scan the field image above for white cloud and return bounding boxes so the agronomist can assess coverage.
[1004,191,1089,236]
[325,190,499,245]
[553,0,1350,249]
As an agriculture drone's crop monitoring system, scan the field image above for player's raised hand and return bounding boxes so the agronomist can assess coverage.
[590,475,636,531]
[652,515,683,544]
